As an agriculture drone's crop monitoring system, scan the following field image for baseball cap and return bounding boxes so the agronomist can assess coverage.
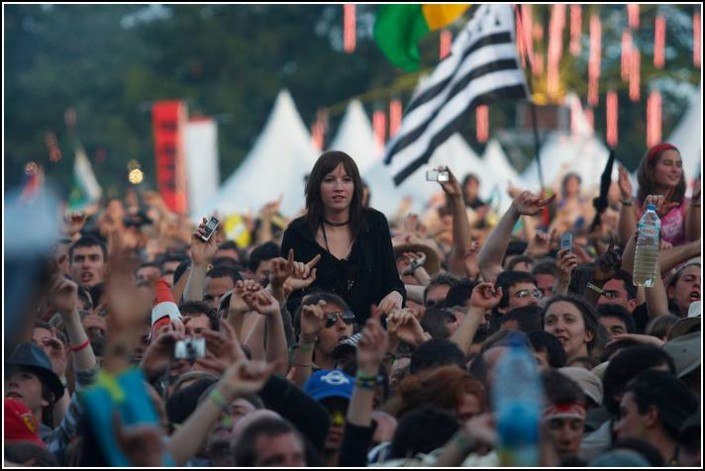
[558,367,604,406]
[663,331,700,378]
[303,370,354,402]
[4,398,46,447]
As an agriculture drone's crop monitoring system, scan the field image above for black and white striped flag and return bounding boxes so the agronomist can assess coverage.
[384,4,529,185]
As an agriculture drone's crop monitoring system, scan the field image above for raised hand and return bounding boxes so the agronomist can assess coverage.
[190,217,218,266]
[356,317,389,374]
[617,164,633,201]
[512,191,556,216]
[469,283,503,311]
[525,230,554,258]
[300,301,327,342]
[194,321,246,374]
[48,276,79,316]
[284,252,320,293]
[593,239,622,282]
[386,308,428,347]
[248,289,281,317]
[220,359,277,400]
[437,166,462,197]
[260,196,282,218]
[63,211,87,238]
[556,249,579,283]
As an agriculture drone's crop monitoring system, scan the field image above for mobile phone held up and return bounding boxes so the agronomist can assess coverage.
[426,169,449,182]
[560,232,573,252]
[200,216,220,242]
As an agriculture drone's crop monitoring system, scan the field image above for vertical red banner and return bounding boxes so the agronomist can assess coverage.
[569,5,582,56]
[344,4,356,53]
[152,101,188,214]
[606,91,618,148]
[654,15,666,69]
[476,105,489,143]
[694,12,701,68]
[647,90,662,147]
[389,99,402,138]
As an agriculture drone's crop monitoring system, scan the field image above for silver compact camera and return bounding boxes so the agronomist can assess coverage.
[174,337,206,361]
[426,169,449,182]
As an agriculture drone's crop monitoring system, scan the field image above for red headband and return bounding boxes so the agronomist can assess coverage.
[543,403,586,421]
[646,143,678,162]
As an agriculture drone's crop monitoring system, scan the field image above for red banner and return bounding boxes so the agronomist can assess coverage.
[152,101,188,214]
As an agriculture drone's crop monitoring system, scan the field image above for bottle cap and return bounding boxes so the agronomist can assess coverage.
[646,204,656,211]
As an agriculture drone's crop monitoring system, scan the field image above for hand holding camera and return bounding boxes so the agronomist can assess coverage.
[191,216,219,266]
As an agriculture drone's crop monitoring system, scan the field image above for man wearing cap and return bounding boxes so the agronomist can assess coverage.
[613,369,698,465]
[663,330,700,395]
[6,276,98,459]
[303,369,354,467]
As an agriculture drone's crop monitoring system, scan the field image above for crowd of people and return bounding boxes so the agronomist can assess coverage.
[4,143,701,467]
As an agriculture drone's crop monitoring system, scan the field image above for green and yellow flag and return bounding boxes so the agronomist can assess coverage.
[374,4,470,71]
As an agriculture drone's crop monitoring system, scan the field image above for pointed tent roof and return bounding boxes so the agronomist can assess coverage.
[481,139,519,212]
[520,133,612,194]
[328,100,378,174]
[666,84,701,190]
[519,94,628,194]
[208,90,318,217]
[364,134,484,216]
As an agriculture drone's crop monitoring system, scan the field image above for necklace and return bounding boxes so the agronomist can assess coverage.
[323,218,349,227]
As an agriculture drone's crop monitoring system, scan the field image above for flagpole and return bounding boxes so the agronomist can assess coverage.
[514,5,545,192]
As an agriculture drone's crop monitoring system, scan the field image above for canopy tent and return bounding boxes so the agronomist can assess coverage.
[480,139,520,213]
[364,133,486,216]
[206,90,318,218]
[519,94,623,196]
[327,99,379,175]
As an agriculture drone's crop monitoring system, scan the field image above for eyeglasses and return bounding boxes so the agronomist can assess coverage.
[324,311,356,328]
[511,289,543,300]
[600,290,621,300]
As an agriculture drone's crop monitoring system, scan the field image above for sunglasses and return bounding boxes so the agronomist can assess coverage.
[324,311,356,328]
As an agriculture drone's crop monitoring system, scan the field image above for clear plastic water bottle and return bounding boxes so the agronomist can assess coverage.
[633,204,661,287]
[492,332,543,467]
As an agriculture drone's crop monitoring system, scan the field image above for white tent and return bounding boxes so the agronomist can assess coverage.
[206,90,318,218]
[519,94,625,195]
[480,139,520,213]
[327,100,378,175]
[665,84,702,191]
[364,133,487,216]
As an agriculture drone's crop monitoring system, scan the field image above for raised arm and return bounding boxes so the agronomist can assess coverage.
[616,164,638,247]
[437,166,474,278]
[478,191,555,281]
[168,359,274,465]
[450,283,501,355]
[684,183,701,242]
[339,317,388,467]
[183,218,218,302]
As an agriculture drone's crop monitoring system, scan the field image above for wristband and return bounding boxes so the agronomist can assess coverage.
[209,388,230,413]
[69,339,91,352]
[621,199,633,207]
[299,342,315,353]
[355,371,379,389]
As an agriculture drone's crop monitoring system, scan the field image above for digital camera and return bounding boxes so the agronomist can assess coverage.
[174,337,206,361]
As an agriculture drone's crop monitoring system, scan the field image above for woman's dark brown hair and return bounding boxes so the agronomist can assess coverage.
[304,151,364,239]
